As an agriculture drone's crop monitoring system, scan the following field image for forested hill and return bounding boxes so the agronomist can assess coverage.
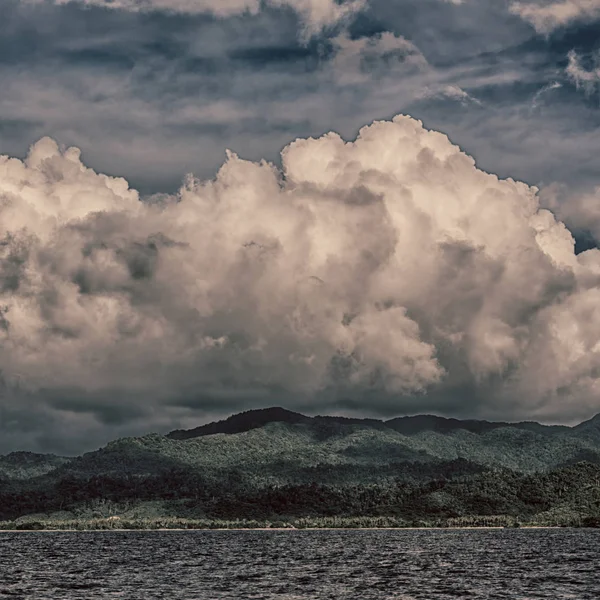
[3,407,600,482]
[167,407,312,439]
[1,408,599,527]
[0,452,70,481]
[166,407,576,440]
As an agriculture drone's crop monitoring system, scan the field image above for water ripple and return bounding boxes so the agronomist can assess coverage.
[0,529,598,599]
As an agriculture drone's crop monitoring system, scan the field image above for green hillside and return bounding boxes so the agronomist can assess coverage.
[0,452,71,480]
[58,408,600,482]
[1,408,599,527]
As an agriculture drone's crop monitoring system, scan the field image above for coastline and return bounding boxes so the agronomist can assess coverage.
[0,526,575,532]
[2,512,597,532]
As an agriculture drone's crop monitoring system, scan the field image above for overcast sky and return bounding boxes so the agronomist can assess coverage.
[1,0,600,454]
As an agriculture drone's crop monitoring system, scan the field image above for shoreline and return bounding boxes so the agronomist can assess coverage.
[0,526,573,532]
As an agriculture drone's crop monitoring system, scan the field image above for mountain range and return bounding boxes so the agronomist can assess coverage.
[1,407,600,527]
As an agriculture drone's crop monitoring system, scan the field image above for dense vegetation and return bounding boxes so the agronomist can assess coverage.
[1,408,599,528]
[0,452,71,480]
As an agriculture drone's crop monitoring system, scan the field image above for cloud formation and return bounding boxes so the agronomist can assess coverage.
[531,81,562,110]
[418,85,481,106]
[510,0,600,34]
[566,49,600,94]
[329,32,427,84]
[1,113,600,449]
[541,183,600,242]
[32,0,366,33]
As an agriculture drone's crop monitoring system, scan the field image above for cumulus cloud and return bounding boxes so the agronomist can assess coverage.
[510,0,600,34]
[541,183,600,242]
[2,113,600,442]
[31,0,366,33]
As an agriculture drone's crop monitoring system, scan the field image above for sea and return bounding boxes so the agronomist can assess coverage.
[0,529,598,599]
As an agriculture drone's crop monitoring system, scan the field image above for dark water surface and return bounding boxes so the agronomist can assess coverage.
[1,529,599,599]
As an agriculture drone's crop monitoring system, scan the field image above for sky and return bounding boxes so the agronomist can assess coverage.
[1,0,600,454]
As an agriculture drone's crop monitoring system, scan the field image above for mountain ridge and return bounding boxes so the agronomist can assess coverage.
[166,407,591,441]
[2,408,598,472]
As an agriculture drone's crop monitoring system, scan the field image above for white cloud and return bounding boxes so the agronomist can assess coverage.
[31,0,367,34]
[2,114,600,425]
[566,49,600,94]
[541,183,600,240]
[510,0,600,34]
[271,0,367,34]
[418,84,481,105]
[531,81,562,110]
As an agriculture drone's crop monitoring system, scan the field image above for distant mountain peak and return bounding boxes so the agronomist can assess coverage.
[167,406,310,440]
[166,406,589,441]
[575,412,600,431]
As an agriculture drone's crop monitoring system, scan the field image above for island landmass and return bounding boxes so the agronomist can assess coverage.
[2,408,599,530]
